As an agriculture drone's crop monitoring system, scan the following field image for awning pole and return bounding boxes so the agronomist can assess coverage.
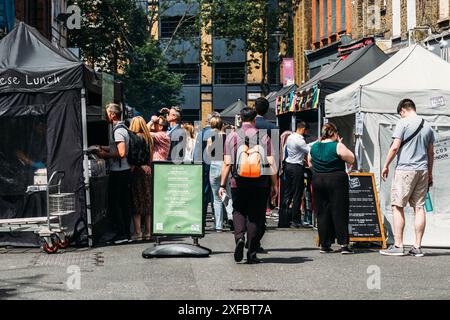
[318,103,322,140]
[81,88,93,247]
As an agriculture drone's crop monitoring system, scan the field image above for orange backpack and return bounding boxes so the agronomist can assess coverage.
[235,133,269,178]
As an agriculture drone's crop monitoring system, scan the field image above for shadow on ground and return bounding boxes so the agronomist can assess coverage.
[257,256,313,264]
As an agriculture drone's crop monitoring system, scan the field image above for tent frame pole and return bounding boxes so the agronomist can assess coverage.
[81,88,93,247]
[318,103,322,140]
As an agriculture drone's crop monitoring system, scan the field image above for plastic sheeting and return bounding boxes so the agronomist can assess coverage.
[0,23,88,246]
[329,113,450,247]
[0,90,86,246]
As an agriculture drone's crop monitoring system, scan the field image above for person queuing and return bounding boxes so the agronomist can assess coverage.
[182,123,196,163]
[97,103,132,245]
[307,123,355,254]
[207,116,229,232]
[219,107,278,264]
[167,106,186,162]
[194,112,221,219]
[148,115,170,161]
[279,121,310,229]
[380,99,435,257]
[129,116,153,242]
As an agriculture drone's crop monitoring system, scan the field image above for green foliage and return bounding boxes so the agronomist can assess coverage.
[198,0,293,93]
[123,41,184,116]
[68,0,184,114]
[68,0,148,73]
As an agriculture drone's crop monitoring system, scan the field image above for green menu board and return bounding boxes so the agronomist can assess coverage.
[152,163,204,236]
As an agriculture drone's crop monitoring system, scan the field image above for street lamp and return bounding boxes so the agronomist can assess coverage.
[270,30,284,88]
[271,30,284,59]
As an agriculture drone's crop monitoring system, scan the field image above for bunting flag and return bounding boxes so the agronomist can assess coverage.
[276,84,321,115]
[288,91,296,112]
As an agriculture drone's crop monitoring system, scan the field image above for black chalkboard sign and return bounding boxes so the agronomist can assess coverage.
[348,173,386,248]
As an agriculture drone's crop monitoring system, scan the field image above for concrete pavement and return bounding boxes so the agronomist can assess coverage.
[1,223,450,300]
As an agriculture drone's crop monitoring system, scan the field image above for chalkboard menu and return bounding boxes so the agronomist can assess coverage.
[348,173,386,248]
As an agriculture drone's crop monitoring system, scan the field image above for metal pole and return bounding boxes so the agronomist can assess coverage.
[291,113,296,132]
[318,103,322,140]
[81,88,93,247]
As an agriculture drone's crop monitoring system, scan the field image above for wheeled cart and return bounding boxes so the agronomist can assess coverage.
[0,171,75,253]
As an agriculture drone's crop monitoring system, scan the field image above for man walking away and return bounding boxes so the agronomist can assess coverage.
[278,121,310,228]
[219,107,278,264]
[254,97,278,251]
[380,99,435,257]
[97,103,132,244]
[255,97,278,134]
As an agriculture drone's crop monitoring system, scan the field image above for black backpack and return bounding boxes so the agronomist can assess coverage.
[113,124,150,166]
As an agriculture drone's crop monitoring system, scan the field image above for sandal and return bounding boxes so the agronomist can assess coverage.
[131,233,143,241]
[143,233,152,241]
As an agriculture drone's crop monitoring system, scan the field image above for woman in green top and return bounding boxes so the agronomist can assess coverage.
[308,123,355,254]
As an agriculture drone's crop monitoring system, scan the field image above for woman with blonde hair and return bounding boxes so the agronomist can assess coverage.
[129,116,154,241]
[182,122,196,162]
[207,116,230,231]
[308,122,355,254]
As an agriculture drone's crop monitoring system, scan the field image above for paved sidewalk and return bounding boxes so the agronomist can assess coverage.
[1,224,450,300]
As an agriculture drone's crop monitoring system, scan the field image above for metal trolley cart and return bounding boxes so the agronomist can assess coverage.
[0,171,75,254]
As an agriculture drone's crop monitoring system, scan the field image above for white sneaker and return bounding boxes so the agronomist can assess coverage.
[380,245,406,256]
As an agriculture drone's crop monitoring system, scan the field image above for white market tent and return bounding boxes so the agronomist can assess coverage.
[325,44,450,247]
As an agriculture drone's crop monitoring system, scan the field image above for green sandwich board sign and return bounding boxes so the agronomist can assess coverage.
[152,162,204,236]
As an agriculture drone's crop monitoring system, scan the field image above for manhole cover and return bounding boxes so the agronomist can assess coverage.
[31,251,104,270]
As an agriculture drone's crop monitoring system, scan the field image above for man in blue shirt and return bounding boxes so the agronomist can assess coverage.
[253,97,278,252]
[193,112,221,227]
[167,106,186,162]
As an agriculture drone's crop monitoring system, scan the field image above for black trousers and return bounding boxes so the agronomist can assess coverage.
[108,170,132,239]
[312,171,349,247]
[278,163,305,227]
[231,187,270,256]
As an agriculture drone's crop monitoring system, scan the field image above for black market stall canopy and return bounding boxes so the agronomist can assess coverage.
[275,43,389,116]
[269,84,297,116]
[0,22,95,247]
[0,24,84,94]
[220,99,247,124]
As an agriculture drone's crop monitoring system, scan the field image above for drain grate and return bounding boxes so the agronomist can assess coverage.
[229,288,278,293]
[31,251,104,270]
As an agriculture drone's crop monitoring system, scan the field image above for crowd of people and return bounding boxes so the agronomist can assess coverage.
[96,97,435,262]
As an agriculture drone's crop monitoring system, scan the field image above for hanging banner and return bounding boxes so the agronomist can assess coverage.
[282,58,295,87]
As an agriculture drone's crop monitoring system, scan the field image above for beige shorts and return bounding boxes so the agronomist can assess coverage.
[391,170,428,208]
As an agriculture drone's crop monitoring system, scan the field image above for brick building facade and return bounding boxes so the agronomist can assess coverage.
[293,0,450,85]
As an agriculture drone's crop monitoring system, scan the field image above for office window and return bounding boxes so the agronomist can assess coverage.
[167,64,200,85]
[407,0,416,31]
[392,0,401,37]
[160,16,197,39]
[214,63,245,85]
[315,0,320,42]
[323,0,328,39]
[341,0,346,31]
[440,0,449,19]
[269,62,280,85]
[331,0,336,34]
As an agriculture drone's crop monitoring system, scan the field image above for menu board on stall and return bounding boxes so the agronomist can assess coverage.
[348,173,387,248]
[152,162,204,236]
